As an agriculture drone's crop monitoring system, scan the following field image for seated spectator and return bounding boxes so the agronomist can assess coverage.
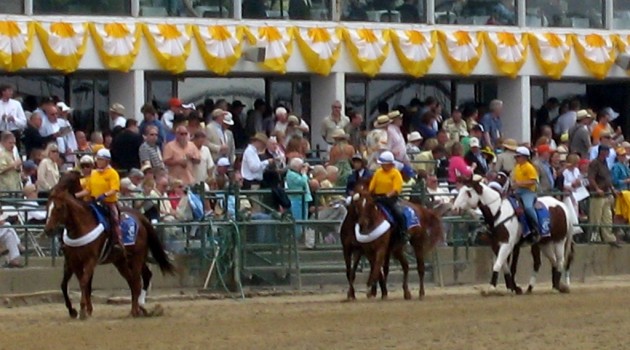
[448,142,474,183]
[119,178,137,209]
[406,131,423,155]
[127,168,144,188]
[495,139,518,175]
[0,211,23,267]
[21,160,37,187]
[36,143,61,197]
[209,157,230,190]
[75,130,91,152]
[168,179,186,209]
[136,178,160,223]
[266,136,286,169]
[22,184,46,223]
[312,165,347,244]
[155,176,177,221]
[0,131,22,194]
[426,174,453,216]
[90,131,105,153]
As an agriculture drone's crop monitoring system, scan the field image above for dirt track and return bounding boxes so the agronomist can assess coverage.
[3,281,630,350]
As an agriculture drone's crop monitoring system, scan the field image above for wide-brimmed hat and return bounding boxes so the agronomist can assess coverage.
[576,109,592,121]
[377,151,395,164]
[408,131,423,143]
[223,112,235,126]
[388,110,402,119]
[617,147,627,156]
[331,128,349,140]
[373,115,391,128]
[141,162,152,172]
[502,138,518,151]
[251,132,269,144]
[109,103,125,115]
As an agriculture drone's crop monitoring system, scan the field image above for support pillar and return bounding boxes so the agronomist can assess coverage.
[497,76,531,143]
[108,70,145,122]
[310,73,345,153]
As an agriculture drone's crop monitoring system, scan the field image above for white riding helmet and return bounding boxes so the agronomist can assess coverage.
[515,146,530,157]
[377,151,395,164]
[95,148,111,160]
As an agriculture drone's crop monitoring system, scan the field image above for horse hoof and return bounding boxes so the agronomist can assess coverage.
[381,294,388,301]
[69,309,78,319]
[526,285,533,294]
[367,293,375,299]
[481,286,504,297]
[557,284,570,294]
[79,310,88,320]
[404,291,412,300]
[513,286,523,295]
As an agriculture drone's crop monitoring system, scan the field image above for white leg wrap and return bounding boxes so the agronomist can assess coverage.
[528,271,538,288]
[493,243,512,272]
[139,290,147,306]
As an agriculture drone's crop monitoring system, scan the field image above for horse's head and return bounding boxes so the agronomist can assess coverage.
[453,175,485,213]
[44,191,70,237]
[54,171,82,195]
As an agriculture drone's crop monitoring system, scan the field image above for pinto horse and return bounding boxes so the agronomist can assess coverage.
[341,186,442,300]
[453,177,575,294]
[44,172,175,319]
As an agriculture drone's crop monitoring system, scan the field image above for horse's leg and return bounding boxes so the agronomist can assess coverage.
[410,235,425,299]
[85,275,94,316]
[77,259,97,320]
[366,247,387,299]
[507,242,523,294]
[350,251,362,300]
[490,242,515,290]
[343,244,355,300]
[60,261,77,319]
[393,244,411,300]
[553,240,570,293]
[140,263,153,306]
[113,257,143,317]
[526,244,542,294]
[379,251,390,300]
[539,243,559,290]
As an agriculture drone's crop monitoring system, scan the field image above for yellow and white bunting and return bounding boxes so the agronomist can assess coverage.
[193,25,251,76]
[343,28,390,77]
[248,26,294,74]
[614,35,630,74]
[484,32,528,78]
[142,23,192,74]
[438,31,483,76]
[390,29,436,78]
[528,33,571,80]
[295,27,342,76]
[89,22,141,72]
[0,21,34,72]
[572,33,616,79]
[35,21,88,73]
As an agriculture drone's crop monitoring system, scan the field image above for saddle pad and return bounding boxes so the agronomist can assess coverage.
[376,203,420,230]
[120,213,139,246]
[535,202,551,237]
[89,203,110,232]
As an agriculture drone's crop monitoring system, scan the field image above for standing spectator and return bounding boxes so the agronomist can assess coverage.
[540,125,557,150]
[328,129,355,187]
[480,99,503,149]
[321,100,350,146]
[289,0,311,20]
[569,109,593,158]
[139,104,166,148]
[345,111,364,152]
[23,112,54,159]
[366,115,390,170]
[555,98,579,136]
[139,125,165,172]
[535,97,560,138]
[110,119,143,172]
[56,102,79,164]
[562,154,587,219]
[162,98,183,136]
[387,110,408,163]
[591,109,619,144]
[495,138,518,174]
[241,132,271,189]
[0,131,22,193]
[272,107,289,134]
[36,143,61,196]
[108,103,126,133]
[589,131,616,169]
[588,145,620,247]
[229,100,248,149]
[442,108,468,143]
[464,137,489,175]
[246,99,266,137]
[448,142,474,183]
[205,109,231,161]
[533,144,555,193]
[412,96,437,132]
[163,125,200,186]
[0,84,27,150]
[463,105,479,131]
[346,153,371,195]
[612,147,630,191]
[285,158,312,239]
[192,131,214,184]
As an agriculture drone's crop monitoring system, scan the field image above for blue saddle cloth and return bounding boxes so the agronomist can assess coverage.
[377,203,421,230]
[507,197,551,237]
[89,204,139,246]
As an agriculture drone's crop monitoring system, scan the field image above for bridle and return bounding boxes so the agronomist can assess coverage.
[471,185,516,230]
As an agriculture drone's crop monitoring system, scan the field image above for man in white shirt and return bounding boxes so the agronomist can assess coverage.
[554,99,579,136]
[321,100,350,145]
[56,102,78,164]
[205,108,232,161]
[191,131,215,184]
[241,132,271,189]
[162,97,183,134]
[109,103,126,131]
[0,85,27,149]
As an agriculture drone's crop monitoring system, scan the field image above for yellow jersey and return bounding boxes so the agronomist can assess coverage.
[513,161,538,192]
[85,167,120,203]
[369,167,403,196]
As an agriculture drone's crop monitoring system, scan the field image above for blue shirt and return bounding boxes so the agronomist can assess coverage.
[480,113,502,147]
[611,161,630,190]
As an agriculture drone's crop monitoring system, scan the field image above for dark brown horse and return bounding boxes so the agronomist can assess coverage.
[44,172,175,319]
[341,184,443,300]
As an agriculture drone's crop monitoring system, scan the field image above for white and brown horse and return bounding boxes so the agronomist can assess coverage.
[453,177,575,294]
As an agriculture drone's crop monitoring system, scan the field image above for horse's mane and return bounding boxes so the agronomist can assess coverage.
[53,171,82,195]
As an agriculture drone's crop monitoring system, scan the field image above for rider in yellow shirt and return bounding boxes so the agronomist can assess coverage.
[75,149,123,252]
[368,151,406,235]
[512,146,540,243]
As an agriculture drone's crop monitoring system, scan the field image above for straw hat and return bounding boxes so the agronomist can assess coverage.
[408,131,423,143]
[388,110,402,119]
[288,115,300,125]
[373,115,391,128]
[502,138,518,151]
[617,147,627,156]
[331,128,349,140]
[109,103,125,115]
[251,132,269,144]
[576,109,592,121]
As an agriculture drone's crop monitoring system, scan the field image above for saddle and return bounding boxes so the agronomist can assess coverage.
[507,196,551,237]
[89,203,139,246]
[376,202,421,231]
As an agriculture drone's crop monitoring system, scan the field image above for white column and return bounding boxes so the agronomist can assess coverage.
[516,0,526,27]
[605,0,613,29]
[497,76,530,144]
[24,0,33,15]
[233,0,242,19]
[426,0,435,24]
[131,0,140,17]
[310,73,345,152]
[108,70,145,121]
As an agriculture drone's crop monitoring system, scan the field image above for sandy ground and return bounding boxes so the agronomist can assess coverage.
[3,279,630,350]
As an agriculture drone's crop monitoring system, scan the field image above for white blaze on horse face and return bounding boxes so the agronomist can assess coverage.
[453,187,477,211]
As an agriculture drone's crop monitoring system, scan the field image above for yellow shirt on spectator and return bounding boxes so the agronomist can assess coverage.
[85,167,120,203]
[369,167,403,196]
[513,161,538,192]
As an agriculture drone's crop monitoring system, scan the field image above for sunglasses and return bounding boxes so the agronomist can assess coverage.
[148,133,158,136]
[178,132,188,136]
[81,164,93,168]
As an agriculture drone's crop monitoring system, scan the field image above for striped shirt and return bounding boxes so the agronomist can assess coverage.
[139,142,164,170]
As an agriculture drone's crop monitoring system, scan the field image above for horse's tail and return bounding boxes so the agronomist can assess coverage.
[562,202,576,272]
[421,206,443,251]
[141,216,176,275]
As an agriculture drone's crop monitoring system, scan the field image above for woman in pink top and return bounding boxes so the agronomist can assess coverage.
[448,143,474,183]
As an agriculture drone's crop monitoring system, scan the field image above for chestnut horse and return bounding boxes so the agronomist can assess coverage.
[453,178,575,294]
[44,172,175,319]
[341,186,442,300]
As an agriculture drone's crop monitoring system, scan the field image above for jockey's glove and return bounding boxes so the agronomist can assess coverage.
[96,194,107,202]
